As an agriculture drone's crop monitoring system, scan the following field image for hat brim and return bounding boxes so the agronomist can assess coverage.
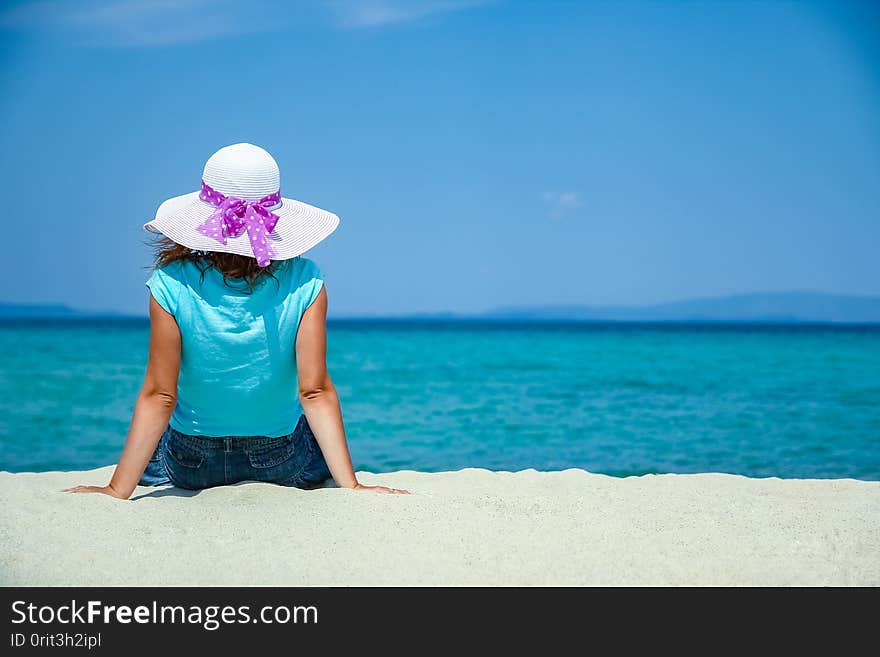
[144,191,339,261]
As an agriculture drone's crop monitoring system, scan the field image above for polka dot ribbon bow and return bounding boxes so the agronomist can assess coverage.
[195,181,281,267]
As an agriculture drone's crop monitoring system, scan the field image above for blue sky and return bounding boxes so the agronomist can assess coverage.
[1,0,878,316]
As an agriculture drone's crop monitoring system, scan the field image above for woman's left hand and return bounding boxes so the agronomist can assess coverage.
[63,485,127,499]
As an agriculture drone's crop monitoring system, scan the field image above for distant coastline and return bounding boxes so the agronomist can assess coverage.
[0,303,128,320]
[2,291,880,324]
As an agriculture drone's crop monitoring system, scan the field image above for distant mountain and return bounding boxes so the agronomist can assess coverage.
[0,303,129,319]
[0,303,81,318]
[4,292,880,323]
[483,292,880,324]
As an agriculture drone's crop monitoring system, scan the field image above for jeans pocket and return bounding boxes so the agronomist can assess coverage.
[166,432,206,468]
[245,435,297,469]
[140,440,171,486]
[283,427,332,489]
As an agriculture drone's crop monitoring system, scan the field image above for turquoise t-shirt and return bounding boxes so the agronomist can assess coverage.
[145,257,324,437]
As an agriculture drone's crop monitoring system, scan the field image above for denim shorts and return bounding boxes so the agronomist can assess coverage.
[139,414,332,491]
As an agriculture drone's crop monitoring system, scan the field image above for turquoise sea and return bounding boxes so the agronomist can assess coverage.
[1,320,878,480]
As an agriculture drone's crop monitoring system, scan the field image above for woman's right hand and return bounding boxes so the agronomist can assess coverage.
[354,483,409,494]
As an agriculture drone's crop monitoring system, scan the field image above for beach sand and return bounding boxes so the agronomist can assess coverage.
[1,467,877,586]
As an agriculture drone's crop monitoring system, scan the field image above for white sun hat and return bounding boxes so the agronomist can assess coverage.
[144,143,339,266]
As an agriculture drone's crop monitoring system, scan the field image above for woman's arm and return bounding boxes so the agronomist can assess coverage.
[297,286,407,494]
[66,296,181,499]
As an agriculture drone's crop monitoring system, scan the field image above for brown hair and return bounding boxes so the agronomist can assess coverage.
[150,235,280,291]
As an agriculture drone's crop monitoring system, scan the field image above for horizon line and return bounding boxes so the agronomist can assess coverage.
[2,289,880,321]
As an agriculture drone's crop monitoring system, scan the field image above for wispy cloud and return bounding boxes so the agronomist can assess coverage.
[0,0,271,46]
[67,0,233,47]
[0,0,493,46]
[543,191,581,219]
[323,0,492,30]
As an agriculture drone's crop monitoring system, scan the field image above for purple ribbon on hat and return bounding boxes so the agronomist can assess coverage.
[195,181,281,267]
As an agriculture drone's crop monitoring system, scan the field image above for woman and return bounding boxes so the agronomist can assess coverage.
[67,143,407,498]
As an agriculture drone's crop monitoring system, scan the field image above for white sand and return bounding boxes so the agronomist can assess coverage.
[1,467,877,586]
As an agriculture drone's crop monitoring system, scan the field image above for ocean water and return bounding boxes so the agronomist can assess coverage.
[1,320,878,480]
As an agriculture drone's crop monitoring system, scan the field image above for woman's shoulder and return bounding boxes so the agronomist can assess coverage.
[146,261,193,314]
[283,256,323,282]
[152,259,190,280]
[280,257,324,306]
[154,259,212,288]
[146,260,200,300]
